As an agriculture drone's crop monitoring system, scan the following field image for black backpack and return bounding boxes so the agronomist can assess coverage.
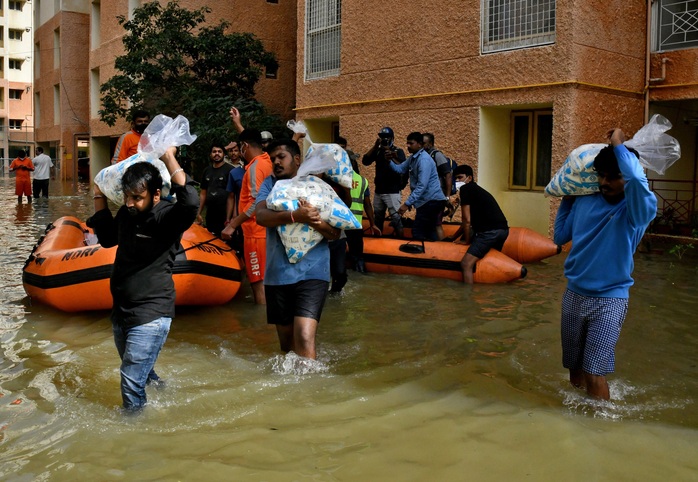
[429,150,458,195]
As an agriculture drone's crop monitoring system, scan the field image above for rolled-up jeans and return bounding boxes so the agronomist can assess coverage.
[113,317,171,411]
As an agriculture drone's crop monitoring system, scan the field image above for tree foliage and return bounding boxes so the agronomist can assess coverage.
[99,1,285,171]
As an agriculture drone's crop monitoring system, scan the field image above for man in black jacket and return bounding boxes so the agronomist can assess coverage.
[87,147,199,412]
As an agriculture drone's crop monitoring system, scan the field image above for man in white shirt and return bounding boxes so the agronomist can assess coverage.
[32,147,54,199]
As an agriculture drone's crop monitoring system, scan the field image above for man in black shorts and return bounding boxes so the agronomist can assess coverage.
[451,165,509,284]
[255,139,341,359]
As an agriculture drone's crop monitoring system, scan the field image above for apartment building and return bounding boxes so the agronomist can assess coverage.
[34,0,296,181]
[295,0,698,234]
[1,0,34,165]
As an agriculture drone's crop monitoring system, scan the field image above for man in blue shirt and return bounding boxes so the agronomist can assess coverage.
[554,128,657,400]
[255,139,341,360]
[388,132,447,241]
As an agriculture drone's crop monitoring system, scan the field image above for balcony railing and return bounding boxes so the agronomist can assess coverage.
[648,178,698,234]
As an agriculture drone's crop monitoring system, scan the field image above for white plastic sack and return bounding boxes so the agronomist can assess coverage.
[94,114,197,204]
[545,143,605,197]
[266,175,361,263]
[287,120,354,189]
[626,114,681,175]
[545,114,682,197]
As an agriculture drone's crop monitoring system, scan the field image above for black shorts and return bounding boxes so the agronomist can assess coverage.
[467,228,509,259]
[265,279,330,326]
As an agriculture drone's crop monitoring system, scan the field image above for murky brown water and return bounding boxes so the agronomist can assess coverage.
[1,178,697,480]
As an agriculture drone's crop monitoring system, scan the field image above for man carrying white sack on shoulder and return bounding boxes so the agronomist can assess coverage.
[553,128,657,401]
[255,139,341,360]
[87,147,199,412]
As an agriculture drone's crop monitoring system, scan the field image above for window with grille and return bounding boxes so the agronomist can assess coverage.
[10,119,24,130]
[9,30,23,41]
[305,0,341,80]
[509,110,553,190]
[482,0,556,53]
[9,89,23,100]
[657,0,698,51]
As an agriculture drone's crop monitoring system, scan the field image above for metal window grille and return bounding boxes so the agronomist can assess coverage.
[658,0,698,51]
[482,0,556,53]
[305,0,341,80]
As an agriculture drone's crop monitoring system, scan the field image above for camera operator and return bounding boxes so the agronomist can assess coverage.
[362,127,407,237]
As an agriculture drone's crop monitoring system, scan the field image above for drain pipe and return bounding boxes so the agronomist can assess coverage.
[644,0,654,123]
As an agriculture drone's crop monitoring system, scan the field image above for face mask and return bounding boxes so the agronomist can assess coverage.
[134,124,147,134]
[455,181,465,191]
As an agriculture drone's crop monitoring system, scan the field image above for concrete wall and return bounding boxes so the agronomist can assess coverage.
[34,10,90,180]
[294,0,661,235]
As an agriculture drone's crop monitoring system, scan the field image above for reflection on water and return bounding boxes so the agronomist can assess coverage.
[1,178,697,480]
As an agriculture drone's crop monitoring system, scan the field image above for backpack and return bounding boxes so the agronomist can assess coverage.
[429,149,459,195]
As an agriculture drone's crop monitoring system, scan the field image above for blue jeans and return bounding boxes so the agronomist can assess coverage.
[113,317,171,411]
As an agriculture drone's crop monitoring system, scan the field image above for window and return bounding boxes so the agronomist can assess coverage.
[10,119,24,130]
[657,0,698,51]
[9,30,24,41]
[9,1,23,11]
[482,0,556,53]
[9,89,23,100]
[9,59,23,70]
[305,0,341,80]
[265,64,278,79]
[267,0,279,3]
[509,110,553,190]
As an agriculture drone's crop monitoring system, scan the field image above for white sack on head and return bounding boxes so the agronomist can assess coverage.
[93,114,197,204]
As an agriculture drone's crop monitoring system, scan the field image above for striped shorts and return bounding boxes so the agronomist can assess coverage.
[561,289,628,376]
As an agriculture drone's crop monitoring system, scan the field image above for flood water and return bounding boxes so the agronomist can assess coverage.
[1,177,697,481]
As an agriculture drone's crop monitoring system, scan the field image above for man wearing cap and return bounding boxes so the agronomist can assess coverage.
[260,131,274,152]
[362,127,407,237]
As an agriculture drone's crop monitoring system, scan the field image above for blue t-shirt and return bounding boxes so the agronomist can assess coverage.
[256,176,331,285]
[554,145,657,298]
[226,166,245,199]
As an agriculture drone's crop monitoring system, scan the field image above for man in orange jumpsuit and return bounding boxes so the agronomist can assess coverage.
[9,150,34,204]
[112,110,151,164]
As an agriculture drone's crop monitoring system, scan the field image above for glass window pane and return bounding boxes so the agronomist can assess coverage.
[512,115,530,187]
[535,113,553,187]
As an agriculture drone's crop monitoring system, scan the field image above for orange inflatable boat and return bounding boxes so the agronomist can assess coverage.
[362,237,526,283]
[363,221,561,264]
[22,216,242,312]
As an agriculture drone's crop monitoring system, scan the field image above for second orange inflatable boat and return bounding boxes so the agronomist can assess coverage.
[22,216,242,312]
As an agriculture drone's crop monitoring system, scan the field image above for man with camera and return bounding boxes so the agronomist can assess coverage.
[362,127,407,237]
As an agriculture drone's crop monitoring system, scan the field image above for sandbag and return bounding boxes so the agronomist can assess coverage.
[267,175,361,263]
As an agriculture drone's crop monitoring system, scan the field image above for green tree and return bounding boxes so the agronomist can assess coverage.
[99,1,285,173]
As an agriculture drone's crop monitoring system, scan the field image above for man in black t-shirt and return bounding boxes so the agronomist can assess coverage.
[362,127,408,237]
[197,143,234,237]
[452,165,509,284]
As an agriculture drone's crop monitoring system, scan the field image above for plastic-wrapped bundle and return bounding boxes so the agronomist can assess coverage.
[266,175,361,263]
[287,119,354,189]
[545,144,605,197]
[546,114,681,197]
[304,144,354,189]
[93,114,197,204]
[94,154,174,204]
